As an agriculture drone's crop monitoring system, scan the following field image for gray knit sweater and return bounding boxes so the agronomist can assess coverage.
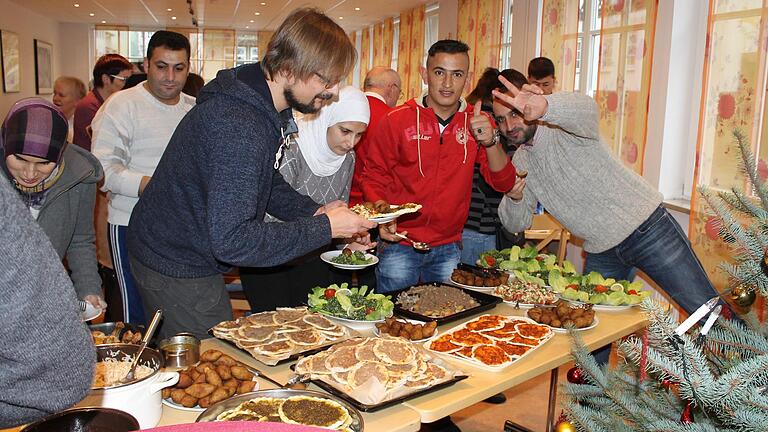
[0,175,95,427]
[498,92,662,253]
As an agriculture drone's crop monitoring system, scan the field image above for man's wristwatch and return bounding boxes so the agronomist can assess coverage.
[481,129,501,148]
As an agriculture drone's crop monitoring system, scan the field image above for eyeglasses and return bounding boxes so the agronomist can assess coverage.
[391,83,404,98]
[313,72,336,90]
[109,74,128,82]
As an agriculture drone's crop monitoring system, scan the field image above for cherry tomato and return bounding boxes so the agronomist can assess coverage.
[324,289,336,299]
[365,307,374,315]
[627,289,638,295]
[535,256,544,261]
[594,285,608,293]
[566,284,579,290]
[484,256,496,266]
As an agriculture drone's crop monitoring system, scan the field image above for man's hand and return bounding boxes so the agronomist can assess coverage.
[314,200,346,216]
[492,77,548,122]
[84,294,107,310]
[469,101,496,147]
[506,178,526,201]
[345,233,377,251]
[139,176,151,196]
[378,221,402,242]
[325,207,376,238]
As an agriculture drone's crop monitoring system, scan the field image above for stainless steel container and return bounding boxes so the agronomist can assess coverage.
[158,333,200,368]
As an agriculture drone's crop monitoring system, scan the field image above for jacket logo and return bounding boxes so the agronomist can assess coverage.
[455,127,468,146]
[409,134,432,141]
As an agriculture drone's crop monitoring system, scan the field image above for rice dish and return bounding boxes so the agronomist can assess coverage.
[92,358,154,387]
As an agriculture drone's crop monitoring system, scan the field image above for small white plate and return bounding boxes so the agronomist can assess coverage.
[365,204,422,224]
[80,302,103,322]
[320,312,386,331]
[449,277,498,293]
[320,250,378,270]
[374,318,438,342]
[566,300,638,312]
[549,316,599,333]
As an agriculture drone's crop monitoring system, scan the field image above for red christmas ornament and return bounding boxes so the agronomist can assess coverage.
[661,378,674,390]
[566,367,585,384]
[680,401,694,424]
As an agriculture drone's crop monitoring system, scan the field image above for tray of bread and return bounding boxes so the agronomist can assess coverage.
[425,314,554,371]
[210,307,356,366]
[293,336,467,412]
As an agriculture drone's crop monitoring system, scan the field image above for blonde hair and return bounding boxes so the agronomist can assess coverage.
[54,76,87,99]
[261,8,355,85]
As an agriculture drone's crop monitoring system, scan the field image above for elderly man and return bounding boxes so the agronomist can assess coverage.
[52,76,86,143]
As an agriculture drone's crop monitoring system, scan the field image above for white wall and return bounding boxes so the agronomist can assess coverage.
[0,0,61,117]
[58,22,93,87]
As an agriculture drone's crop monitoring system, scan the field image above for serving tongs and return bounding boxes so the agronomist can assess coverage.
[120,309,162,384]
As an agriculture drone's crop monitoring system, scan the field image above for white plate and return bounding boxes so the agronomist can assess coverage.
[320,250,379,270]
[549,316,599,333]
[366,204,422,224]
[374,318,438,342]
[566,300,638,312]
[320,312,387,331]
[80,302,104,322]
[162,378,260,412]
[449,277,497,293]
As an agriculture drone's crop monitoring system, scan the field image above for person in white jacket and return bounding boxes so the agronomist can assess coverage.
[92,30,194,325]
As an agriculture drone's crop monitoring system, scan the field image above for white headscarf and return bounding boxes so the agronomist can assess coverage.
[296,86,370,177]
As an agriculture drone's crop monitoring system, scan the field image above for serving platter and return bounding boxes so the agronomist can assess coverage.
[320,250,379,270]
[548,316,600,333]
[448,277,497,293]
[565,300,637,312]
[391,282,502,326]
[196,388,363,432]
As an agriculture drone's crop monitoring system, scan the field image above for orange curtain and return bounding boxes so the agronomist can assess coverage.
[539,0,580,91]
[397,5,426,102]
[359,28,371,87]
[594,0,658,174]
[457,0,503,90]
[381,18,394,68]
[689,0,768,314]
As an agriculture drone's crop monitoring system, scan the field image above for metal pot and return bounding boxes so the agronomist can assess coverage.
[77,344,178,429]
[158,333,200,368]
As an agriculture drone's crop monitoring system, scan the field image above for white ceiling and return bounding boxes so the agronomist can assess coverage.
[12,0,429,32]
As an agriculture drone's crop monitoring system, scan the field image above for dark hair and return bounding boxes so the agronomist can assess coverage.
[261,8,355,84]
[466,67,499,106]
[182,73,205,98]
[92,54,132,89]
[527,57,555,79]
[124,73,146,89]
[427,39,470,58]
[147,30,191,61]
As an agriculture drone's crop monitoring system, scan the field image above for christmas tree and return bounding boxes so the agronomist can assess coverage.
[558,130,768,431]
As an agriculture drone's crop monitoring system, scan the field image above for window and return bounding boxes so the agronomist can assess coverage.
[423,4,440,67]
[235,33,258,67]
[574,0,602,96]
[499,0,514,70]
[391,19,400,71]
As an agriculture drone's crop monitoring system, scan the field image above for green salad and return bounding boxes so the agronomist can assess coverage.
[308,283,393,321]
[330,249,374,265]
[478,246,577,286]
[549,271,652,306]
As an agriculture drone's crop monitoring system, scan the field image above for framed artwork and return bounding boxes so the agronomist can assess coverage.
[0,30,20,93]
[34,39,53,94]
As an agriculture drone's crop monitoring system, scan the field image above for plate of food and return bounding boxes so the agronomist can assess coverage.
[80,302,104,322]
[392,282,501,325]
[493,279,558,308]
[321,249,378,270]
[526,300,598,333]
[196,388,364,431]
[162,349,260,412]
[374,317,438,342]
[550,271,651,310]
[350,201,422,224]
[89,322,145,345]
[449,265,509,293]
[307,284,394,331]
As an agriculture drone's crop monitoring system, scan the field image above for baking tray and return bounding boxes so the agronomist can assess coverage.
[391,281,502,326]
[208,329,351,366]
[298,368,469,412]
[196,388,363,431]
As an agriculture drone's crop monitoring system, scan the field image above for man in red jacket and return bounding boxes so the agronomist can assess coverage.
[362,40,517,293]
[349,66,401,206]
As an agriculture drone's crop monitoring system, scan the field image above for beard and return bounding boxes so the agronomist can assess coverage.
[505,124,537,145]
[284,86,333,114]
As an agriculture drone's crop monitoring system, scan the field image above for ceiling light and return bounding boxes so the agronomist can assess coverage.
[249,19,254,23]
[171,16,177,20]
[167,8,172,11]
[246,26,250,29]
[260,2,266,5]
[355,7,360,10]
[338,16,343,19]
[73,3,80,7]
[101,20,106,23]
[254,12,260,15]
[89,12,95,16]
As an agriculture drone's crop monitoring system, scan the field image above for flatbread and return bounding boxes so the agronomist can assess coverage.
[373,339,416,364]
[278,396,351,429]
[245,312,278,327]
[348,361,389,388]
[325,346,359,372]
[472,345,510,366]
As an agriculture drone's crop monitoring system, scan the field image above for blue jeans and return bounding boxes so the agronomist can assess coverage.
[460,228,497,265]
[585,206,719,363]
[376,242,461,293]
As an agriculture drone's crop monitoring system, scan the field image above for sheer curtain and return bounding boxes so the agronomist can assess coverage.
[457,0,504,90]
[539,0,580,92]
[397,5,426,102]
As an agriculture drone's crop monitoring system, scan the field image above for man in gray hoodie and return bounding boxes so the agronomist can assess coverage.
[0,174,95,427]
[128,8,375,339]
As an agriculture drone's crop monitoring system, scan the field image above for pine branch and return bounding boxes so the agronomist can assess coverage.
[731,129,768,211]
[718,188,768,221]
[706,318,768,359]
[701,189,763,264]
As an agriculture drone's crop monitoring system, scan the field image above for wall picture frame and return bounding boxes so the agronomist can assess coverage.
[34,39,53,94]
[0,30,20,93]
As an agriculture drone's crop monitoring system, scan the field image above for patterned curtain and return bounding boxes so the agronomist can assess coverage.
[539,0,580,91]
[594,0,658,174]
[457,0,503,90]
[359,28,372,86]
[397,5,426,102]
[381,19,395,68]
[689,0,768,318]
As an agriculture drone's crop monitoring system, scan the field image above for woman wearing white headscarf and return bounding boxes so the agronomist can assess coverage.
[241,86,370,311]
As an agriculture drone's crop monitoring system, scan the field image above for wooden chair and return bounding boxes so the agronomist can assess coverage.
[524,212,571,265]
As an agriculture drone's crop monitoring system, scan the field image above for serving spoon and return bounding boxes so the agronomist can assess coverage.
[120,309,162,384]
[394,232,431,251]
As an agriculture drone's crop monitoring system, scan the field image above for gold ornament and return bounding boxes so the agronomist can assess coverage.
[731,285,756,308]
[555,421,576,432]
